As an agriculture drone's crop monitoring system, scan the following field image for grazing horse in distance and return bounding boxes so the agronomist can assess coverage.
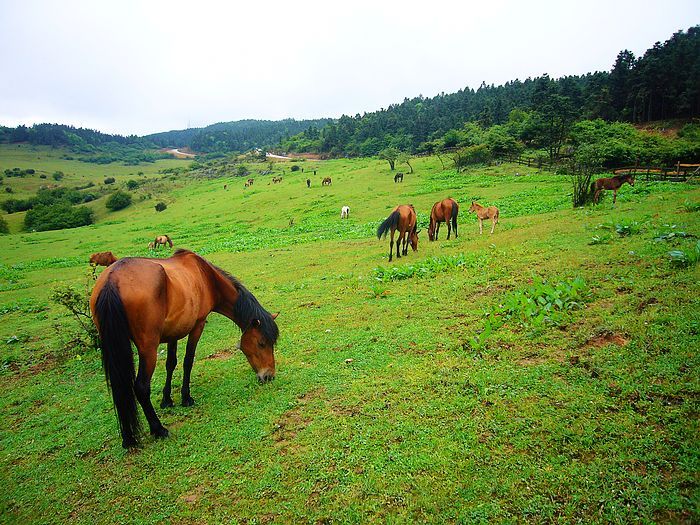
[322,177,332,186]
[306,178,311,188]
[394,172,404,183]
[272,176,283,184]
[377,204,419,262]
[468,201,499,234]
[247,178,254,186]
[341,205,350,219]
[89,251,118,267]
[90,249,280,448]
[592,173,635,205]
[428,198,459,241]
[151,235,173,249]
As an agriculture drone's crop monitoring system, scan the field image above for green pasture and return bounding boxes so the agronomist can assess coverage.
[1,150,698,523]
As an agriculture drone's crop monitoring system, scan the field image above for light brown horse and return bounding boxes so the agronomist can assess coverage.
[150,234,173,249]
[468,201,499,234]
[89,251,118,267]
[90,249,279,448]
[377,204,419,261]
[428,198,459,241]
[593,173,634,204]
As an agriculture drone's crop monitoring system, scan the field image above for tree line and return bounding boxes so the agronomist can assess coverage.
[279,26,700,159]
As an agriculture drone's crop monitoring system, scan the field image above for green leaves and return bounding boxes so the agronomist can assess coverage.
[668,240,700,268]
[373,254,483,282]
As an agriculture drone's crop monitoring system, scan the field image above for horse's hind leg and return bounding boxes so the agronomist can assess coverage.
[447,220,452,240]
[491,218,496,234]
[613,190,617,205]
[388,231,395,262]
[160,341,177,408]
[181,321,205,407]
[134,347,168,439]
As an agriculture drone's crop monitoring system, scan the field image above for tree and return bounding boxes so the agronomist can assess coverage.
[379,147,399,170]
[105,190,132,211]
[397,152,414,174]
[52,171,64,181]
[126,180,139,190]
[155,202,167,212]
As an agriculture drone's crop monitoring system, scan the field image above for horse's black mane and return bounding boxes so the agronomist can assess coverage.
[213,264,279,345]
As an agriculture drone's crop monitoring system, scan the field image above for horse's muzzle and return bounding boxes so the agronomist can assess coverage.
[257,370,275,384]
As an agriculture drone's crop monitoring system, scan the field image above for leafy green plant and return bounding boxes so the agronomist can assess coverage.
[599,219,642,237]
[0,215,8,234]
[588,234,611,245]
[49,281,99,351]
[682,199,700,212]
[668,241,700,268]
[373,254,482,282]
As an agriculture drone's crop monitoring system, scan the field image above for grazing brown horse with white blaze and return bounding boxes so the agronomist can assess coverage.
[592,173,634,205]
[468,201,499,234]
[90,249,279,448]
[428,198,459,241]
[377,204,419,261]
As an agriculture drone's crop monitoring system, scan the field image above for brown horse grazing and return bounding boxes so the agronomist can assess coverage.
[89,251,118,267]
[152,235,173,249]
[428,198,459,241]
[468,201,499,234]
[592,173,634,204]
[322,177,332,186]
[377,204,419,261]
[90,249,279,448]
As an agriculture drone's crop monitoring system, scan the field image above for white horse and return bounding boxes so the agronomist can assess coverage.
[340,205,350,219]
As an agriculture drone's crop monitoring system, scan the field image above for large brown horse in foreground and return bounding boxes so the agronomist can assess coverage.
[377,204,419,261]
[592,173,634,204]
[90,249,279,448]
[468,201,500,234]
[428,198,459,241]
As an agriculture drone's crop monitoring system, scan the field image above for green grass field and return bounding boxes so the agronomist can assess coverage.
[1,148,699,523]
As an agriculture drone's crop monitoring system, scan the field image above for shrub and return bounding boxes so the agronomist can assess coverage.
[126,179,139,190]
[155,201,167,212]
[105,190,132,211]
[0,215,8,234]
[235,165,249,177]
[5,187,12,193]
[104,177,115,184]
[39,174,47,179]
[52,171,64,181]
[24,203,94,231]
[1,198,34,214]
[50,282,99,351]
[290,165,301,172]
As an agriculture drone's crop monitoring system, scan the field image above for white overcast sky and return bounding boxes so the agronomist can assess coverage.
[0,0,697,136]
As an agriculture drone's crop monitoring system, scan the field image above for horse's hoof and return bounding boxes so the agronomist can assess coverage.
[122,437,138,449]
[160,398,174,409]
[152,426,169,439]
[182,396,195,407]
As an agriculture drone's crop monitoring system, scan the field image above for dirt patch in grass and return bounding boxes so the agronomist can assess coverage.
[636,296,659,312]
[204,349,235,360]
[585,331,629,348]
[272,388,324,450]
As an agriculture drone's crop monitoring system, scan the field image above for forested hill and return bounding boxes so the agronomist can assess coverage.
[145,118,334,152]
[280,26,700,156]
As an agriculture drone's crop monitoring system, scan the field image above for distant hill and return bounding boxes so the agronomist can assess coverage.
[145,118,334,153]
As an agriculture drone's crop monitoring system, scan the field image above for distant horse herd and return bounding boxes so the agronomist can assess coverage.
[87,168,633,448]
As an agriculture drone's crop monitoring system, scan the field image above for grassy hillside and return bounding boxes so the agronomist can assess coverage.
[1,148,698,523]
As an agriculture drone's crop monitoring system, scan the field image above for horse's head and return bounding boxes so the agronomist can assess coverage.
[427,220,435,241]
[410,229,420,251]
[240,313,279,383]
[468,201,476,212]
[628,176,635,186]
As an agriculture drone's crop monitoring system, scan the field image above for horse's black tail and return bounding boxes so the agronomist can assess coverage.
[451,201,459,229]
[94,280,141,447]
[377,211,400,239]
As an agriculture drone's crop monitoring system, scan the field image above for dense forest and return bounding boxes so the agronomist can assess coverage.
[279,26,700,161]
[146,119,333,153]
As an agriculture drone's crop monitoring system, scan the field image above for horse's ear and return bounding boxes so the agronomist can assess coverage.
[271,312,279,320]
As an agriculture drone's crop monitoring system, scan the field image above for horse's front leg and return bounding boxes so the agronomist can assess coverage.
[161,341,177,408]
[182,320,206,407]
[613,190,617,205]
[478,218,483,234]
[435,222,440,240]
[491,218,496,234]
[134,346,168,439]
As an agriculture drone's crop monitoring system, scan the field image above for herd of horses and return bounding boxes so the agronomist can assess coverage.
[87,168,635,448]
